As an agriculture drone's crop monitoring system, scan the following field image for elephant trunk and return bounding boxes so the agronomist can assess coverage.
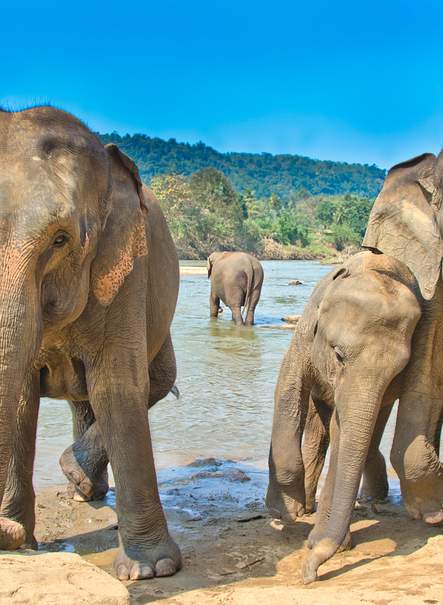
[302,381,384,583]
[0,267,41,507]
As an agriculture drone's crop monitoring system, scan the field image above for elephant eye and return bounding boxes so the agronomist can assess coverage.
[52,232,69,248]
[334,346,345,364]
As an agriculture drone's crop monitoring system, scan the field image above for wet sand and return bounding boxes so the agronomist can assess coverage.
[34,459,443,605]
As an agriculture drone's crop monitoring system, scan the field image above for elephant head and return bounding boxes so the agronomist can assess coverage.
[0,106,148,508]
[363,152,443,300]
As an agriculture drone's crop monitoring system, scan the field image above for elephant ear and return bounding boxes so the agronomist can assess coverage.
[91,144,148,306]
[207,254,215,278]
[362,152,442,300]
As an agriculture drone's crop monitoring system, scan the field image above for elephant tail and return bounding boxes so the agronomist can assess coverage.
[243,265,257,320]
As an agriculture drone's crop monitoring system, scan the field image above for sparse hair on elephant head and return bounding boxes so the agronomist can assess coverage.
[363,151,443,300]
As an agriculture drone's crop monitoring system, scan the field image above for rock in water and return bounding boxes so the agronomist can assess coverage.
[281,314,301,324]
[0,551,130,605]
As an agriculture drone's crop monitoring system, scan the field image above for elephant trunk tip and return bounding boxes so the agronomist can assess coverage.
[301,538,338,585]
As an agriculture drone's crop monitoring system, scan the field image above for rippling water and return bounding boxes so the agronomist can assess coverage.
[35,259,400,488]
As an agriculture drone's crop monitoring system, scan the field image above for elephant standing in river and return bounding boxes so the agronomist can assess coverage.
[207,251,264,326]
[266,251,421,584]
[363,152,443,525]
[0,106,181,581]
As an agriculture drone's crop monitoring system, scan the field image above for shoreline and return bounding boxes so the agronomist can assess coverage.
[178,257,338,277]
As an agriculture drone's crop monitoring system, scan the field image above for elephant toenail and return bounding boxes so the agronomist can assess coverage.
[155,558,176,577]
[130,564,154,580]
[116,565,129,580]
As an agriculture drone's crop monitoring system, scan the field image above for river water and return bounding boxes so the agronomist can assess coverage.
[34,260,398,489]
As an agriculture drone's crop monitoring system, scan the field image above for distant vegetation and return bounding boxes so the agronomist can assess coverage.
[99,132,384,260]
[99,132,385,200]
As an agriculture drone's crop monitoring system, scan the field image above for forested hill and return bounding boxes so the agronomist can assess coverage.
[98,132,385,200]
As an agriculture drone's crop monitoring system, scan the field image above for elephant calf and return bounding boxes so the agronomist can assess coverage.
[207,251,264,326]
[266,251,422,584]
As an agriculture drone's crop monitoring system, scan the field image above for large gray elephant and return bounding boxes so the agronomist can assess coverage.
[207,251,264,326]
[266,251,421,584]
[362,151,443,524]
[0,106,182,581]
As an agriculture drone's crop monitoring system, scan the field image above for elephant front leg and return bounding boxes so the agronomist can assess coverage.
[0,373,39,549]
[266,353,310,522]
[88,360,181,581]
[391,392,443,524]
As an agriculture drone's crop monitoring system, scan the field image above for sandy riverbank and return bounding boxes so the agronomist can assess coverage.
[179,265,208,276]
[32,459,443,605]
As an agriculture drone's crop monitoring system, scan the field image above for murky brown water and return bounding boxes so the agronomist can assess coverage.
[35,260,400,488]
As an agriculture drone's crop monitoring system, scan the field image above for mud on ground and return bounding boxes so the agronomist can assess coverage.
[35,459,443,605]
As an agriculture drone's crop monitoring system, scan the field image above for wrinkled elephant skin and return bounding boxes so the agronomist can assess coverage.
[363,151,443,524]
[267,251,421,583]
[0,106,181,580]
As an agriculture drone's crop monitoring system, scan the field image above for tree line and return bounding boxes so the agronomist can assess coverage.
[99,132,385,200]
[99,132,382,260]
[150,168,374,260]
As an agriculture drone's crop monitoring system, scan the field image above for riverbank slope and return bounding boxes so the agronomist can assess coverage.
[33,460,443,605]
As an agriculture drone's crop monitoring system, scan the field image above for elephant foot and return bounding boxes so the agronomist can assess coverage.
[266,480,305,524]
[359,474,389,502]
[60,446,109,502]
[401,475,443,526]
[114,535,182,581]
[0,517,26,550]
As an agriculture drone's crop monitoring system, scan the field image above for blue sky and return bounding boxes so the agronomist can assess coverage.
[2,0,443,167]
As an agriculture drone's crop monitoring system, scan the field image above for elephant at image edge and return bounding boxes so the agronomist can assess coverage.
[207,251,264,326]
[266,251,421,584]
[0,106,181,581]
[363,151,443,524]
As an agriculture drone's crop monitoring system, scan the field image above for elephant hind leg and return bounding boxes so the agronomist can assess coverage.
[61,333,177,501]
[231,305,244,326]
[209,291,221,318]
[60,400,109,502]
[148,332,177,409]
[359,404,392,502]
